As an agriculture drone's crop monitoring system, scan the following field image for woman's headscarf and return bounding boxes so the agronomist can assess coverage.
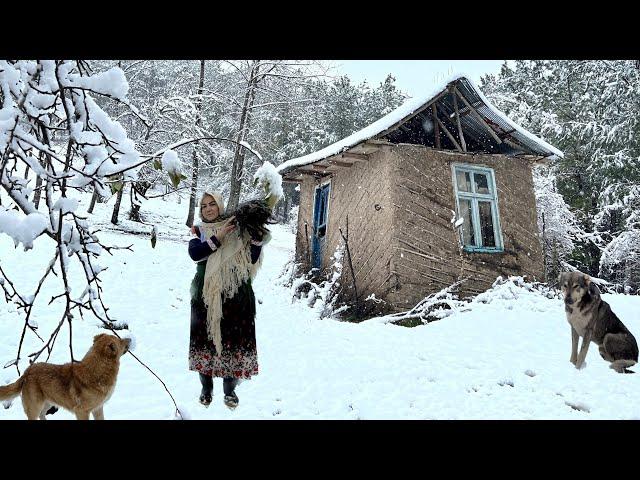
[198,190,225,222]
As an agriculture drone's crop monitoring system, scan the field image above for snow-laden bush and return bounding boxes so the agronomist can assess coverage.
[367,276,562,326]
[533,166,586,282]
[599,229,640,293]
[279,245,348,320]
[366,280,470,326]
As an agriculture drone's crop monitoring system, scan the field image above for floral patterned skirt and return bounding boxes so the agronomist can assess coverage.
[189,279,259,379]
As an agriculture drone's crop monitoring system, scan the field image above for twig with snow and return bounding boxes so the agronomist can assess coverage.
[368,279,469,325]
[0,60,184,415]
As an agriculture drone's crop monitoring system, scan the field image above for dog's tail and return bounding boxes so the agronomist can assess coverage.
[0,375,25,402]
[610,359,636,374]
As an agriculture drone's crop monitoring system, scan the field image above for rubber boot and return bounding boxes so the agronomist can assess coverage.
[199,373,213,406]
[223,377,239,409]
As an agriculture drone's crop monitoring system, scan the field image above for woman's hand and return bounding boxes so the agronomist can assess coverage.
[216,216,237,242]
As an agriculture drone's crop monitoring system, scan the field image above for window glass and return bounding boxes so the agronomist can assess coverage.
[474,172,490,194]
[456,170,472,192]
[478,201,496,247]
[459,199,475,246]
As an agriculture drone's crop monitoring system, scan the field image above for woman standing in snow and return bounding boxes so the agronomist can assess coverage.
[188,191,266,409]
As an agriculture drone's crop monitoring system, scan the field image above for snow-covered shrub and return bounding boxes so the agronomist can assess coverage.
[533,166,584,282]
[599,229,640,293]
[476,276,561,302]
[597,185,640,293]
[281,245,348,320]
[367,280,470,326]
[367,276,562,327]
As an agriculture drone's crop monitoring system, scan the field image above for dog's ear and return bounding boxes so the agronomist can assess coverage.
[104,340,119,358]
[93,333,106,343]
[558,273,565,285]
[584,274,591,286]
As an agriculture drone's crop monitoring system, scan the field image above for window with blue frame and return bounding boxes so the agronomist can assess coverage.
[452,164,503,252]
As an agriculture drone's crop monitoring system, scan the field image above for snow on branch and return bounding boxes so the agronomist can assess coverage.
[0,60,182,417]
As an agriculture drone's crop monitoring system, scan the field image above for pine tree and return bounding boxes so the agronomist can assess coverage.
[482,60,640,284]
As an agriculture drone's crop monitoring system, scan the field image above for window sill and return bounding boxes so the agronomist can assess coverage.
[463,247,504,254]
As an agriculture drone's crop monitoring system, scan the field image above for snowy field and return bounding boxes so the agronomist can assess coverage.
[2,192,640,420]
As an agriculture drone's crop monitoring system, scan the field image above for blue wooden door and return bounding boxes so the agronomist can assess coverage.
[312,183,331,269]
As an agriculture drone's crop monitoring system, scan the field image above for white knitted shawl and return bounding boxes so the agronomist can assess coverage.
[198,220,263,356]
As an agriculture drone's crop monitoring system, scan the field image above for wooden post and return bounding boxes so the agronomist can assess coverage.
[339,215,360,317]
[452,88,467,152]
[431,104,441,149]
[433,105,463,152]
[304,222,311,267]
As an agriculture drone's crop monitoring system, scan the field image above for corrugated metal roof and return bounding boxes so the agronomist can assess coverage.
[453,77,559,158]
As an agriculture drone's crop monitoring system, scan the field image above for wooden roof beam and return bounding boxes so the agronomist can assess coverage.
[340,153,368,162]
[433,104,463,152]
[376,88,451,138]
[451,87,467,152]
[282,177,304,183]
[366,139,394,147]
[296,168,325,177]
[326,159,354,168]
[503,137,527,152]
[431,104,441,149]
[453,86,503,145]
[350,143,379,155]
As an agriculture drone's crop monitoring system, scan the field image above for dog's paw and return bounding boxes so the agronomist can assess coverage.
[2,400,12,410]
[575,361,587,370]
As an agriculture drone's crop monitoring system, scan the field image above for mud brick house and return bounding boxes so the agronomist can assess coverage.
[277,75,563,310]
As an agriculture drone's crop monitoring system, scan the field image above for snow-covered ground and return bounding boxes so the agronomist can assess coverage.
[2,191,640,420]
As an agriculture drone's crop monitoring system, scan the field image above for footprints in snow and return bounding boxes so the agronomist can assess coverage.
[497,379,514,387]
[564,400,590,413]
[555,392,591,414]
[467,370,537,394]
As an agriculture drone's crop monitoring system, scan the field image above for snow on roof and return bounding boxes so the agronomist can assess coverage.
[276,74,563,176]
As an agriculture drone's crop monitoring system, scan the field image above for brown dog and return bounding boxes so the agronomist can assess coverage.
[559,271,638,373]
[0,333,130,420]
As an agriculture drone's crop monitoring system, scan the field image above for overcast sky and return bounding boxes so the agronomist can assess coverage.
[331,60,507,97]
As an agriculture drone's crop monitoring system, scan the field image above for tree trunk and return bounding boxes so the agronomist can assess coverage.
[33,124,50,209]
[111,183,125,225]
[33,174,44,210]
[185,60,207,228]
[226,60,260,214]
[129,181,152,222]
[87,189,99,214]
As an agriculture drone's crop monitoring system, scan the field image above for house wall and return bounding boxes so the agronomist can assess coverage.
[386,145,544,309]
[294,150,396,306]
[292,144,544,313]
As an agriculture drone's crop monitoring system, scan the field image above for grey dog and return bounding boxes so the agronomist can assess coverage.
[559,271,638,373]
